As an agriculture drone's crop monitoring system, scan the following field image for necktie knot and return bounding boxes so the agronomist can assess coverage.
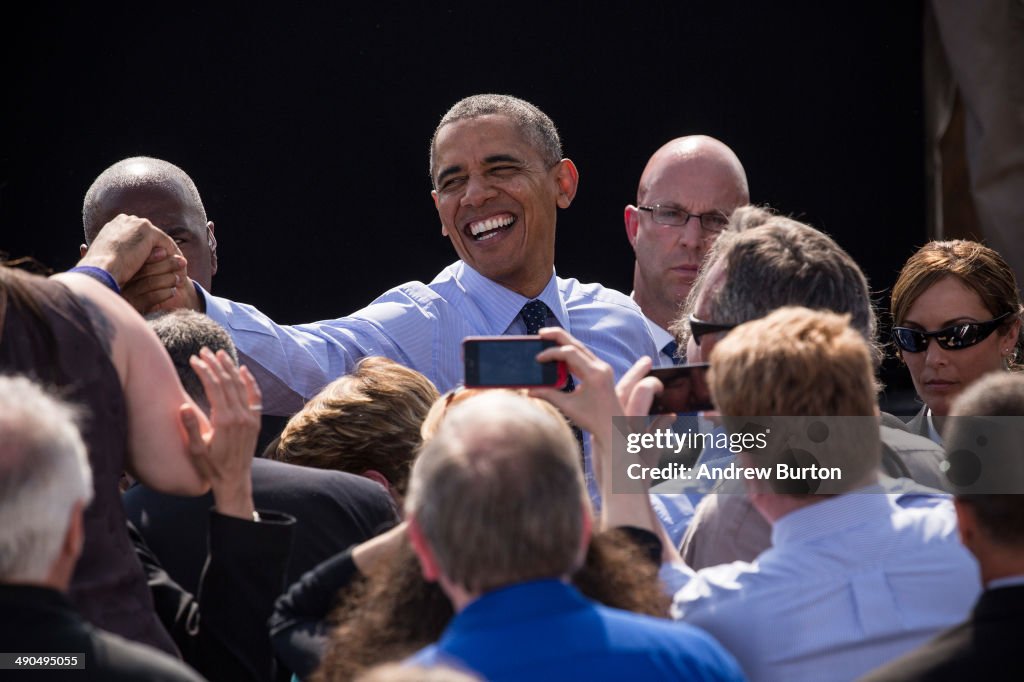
[662,340,680,364]
[520,300,551,335]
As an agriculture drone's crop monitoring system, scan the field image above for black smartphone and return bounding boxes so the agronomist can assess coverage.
[647,363,713,414]
[463,336,569,389]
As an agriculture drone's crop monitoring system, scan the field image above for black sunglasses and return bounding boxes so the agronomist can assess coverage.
[892,312,1013,353]
[688,314,738,346]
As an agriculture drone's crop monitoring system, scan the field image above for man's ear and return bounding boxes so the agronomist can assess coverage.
[361,469,392,494]
[624,205,640,248]
[431,190,448,236]
[408,516,441,582]
[207,222,218,276]
[576,502,593,570]
[1003,317,1021,355]
[79,244,88,259]
[554,159,579,209]
[66,500,86,561]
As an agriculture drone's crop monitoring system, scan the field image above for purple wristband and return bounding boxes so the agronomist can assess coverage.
[68,266,121,294]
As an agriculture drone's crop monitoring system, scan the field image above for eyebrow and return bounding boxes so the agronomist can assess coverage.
[482,154,524,166]
[436,164,463,186]
[435,154,527,186]
[902,316,984,330]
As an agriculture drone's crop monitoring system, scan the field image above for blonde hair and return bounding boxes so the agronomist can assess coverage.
[275,357,438,496]
[709,307,880,491]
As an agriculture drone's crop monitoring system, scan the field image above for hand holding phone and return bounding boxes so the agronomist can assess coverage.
[647,363,713,415]
[463,336,569,389]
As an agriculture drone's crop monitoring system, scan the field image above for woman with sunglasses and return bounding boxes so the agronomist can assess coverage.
[891,240,1022,441]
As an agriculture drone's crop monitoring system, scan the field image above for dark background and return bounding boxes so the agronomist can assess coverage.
[2,1,925,404]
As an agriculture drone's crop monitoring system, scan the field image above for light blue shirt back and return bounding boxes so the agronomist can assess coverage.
[671,489,980,682]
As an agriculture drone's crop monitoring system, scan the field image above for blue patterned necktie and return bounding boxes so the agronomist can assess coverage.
[662,340,680,365]
[520,300,583,452]
[520,299,551,336]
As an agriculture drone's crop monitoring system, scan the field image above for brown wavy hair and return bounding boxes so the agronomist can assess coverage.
[311,529,669,682]
[891,240,1024,366]
[273,357,439,496]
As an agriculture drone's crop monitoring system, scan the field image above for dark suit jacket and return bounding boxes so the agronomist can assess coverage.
[0,584,203,681]
[860,584,1024,681]
[123,459,398,596]
[131,510,295,682]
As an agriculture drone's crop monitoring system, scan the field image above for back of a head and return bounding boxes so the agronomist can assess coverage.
[406,391,587,594]
[429,94,562,183]
[947,372,1024,546]
[0,375,94,583]
[674,212,877,359]
[708,307,881,491]
[148,310,238,413]
[82,156,207,244]
[276,357,439,497]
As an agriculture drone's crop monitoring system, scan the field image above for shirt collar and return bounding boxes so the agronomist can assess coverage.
[442,579,585,636]
[988,574,1024,590]
[771,485,892,547]
[629,292,675,349]
[455,261,567,332]
[925,408,944,445]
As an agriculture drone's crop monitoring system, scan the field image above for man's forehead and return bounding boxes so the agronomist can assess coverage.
[97,181,196,218]
[645,160,741,204]
[434,115,537,163]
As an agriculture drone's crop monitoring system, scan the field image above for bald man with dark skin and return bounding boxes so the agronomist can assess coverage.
[81,157,217,314]
[624,136,748,363]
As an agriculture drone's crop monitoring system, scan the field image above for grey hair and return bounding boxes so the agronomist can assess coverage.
[82,156,207,243]
[147,310,238,413]
[0,375,94,581]
[671,208,881,367]
[405,391,587,594]
[429,94,562,185]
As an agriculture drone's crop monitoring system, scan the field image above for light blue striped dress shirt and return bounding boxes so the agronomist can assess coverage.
[202,260,658,411]
[670,488,980,682]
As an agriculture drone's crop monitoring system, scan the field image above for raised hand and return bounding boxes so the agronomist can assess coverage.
[180,348,263,519]
[78,214,183,288]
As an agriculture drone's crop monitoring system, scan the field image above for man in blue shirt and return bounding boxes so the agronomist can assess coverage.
[670,307,979,682]
[403,390,744,682]
[117,94,657,414]
[862,373,1024,681]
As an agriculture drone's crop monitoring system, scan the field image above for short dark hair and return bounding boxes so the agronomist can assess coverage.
[147,310,237,412]
[950,372,1024,546]
[83,156,207,243]
[428,94,562,185]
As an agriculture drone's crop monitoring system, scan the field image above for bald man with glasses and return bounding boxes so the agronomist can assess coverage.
[624,136,749,366]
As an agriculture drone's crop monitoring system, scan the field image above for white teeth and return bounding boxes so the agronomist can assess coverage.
[470,215,514,237]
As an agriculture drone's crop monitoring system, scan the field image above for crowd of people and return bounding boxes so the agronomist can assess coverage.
[2,93,1022,681]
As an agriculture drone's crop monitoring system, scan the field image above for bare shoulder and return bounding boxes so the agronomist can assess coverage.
[52,272,137,372]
